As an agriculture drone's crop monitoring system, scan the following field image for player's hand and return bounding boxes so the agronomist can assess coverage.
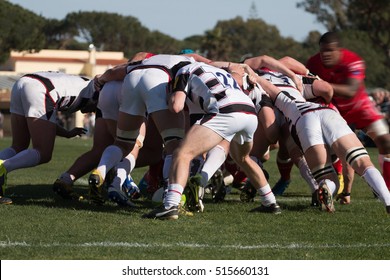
[292,76,303,93]
[93,75,104,91]
[67,127,88,138]
[336,193,351,205]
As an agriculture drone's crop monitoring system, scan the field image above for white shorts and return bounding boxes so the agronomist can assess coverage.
[98,81,122,121]
[121,68,170,116]
[10,76,58,123]
[198,112,258,144]
[294,108,353,152]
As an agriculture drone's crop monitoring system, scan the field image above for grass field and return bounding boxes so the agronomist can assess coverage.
[0,137,389,260]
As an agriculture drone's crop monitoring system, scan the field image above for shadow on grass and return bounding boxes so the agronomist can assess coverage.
[203,194,317,213]
[5,184,319,214]
[4,184,152,214]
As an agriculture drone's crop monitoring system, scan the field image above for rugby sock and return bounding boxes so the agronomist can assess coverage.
[162,154,172,181]
[297,157,318,193]
[3,149,40,172]
[332,158,344,193]
[97,145,123,180]
[257,183,276,206]
[146,159,164,192]
[164,183,184,208]
[200,145,226,187]
[190,155,205,177]
[112,153,136,189]
[224,155,247,186]
[0,147,17,160]
[378,154,384,169]
[250,155,263,167]
[332,158,342,174]
[362,167,390,205]
[381,156,390,191]
[277,157,293,181]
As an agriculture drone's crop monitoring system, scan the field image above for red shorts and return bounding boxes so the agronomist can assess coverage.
[337,98,383,129]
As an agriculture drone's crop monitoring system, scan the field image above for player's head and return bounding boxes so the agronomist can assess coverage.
[319,31,341,45]
[226,64,251,90]
[318,31,341,68]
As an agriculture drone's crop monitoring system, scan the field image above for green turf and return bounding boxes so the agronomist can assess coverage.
[0,137,389,260]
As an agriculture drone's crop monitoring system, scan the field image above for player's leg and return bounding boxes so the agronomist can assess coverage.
[143,124,223,220]
[0,113,30,200]
[230,140,280,214]
[332,133,390,213]
[366,120,390,191]
[304,144,337,212]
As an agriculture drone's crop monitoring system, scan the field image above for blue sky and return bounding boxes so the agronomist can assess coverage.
[8,0,326,42]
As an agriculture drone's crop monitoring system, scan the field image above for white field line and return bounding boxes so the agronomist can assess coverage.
[1,241,390,250]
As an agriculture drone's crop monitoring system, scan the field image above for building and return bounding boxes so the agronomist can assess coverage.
[0,48,128,136]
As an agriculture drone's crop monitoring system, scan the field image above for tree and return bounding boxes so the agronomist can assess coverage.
[60,11,183,58]
[63,12,150,53]
[248,2,259,19]
[347,0,390,68]
[297,0,390,74]
[0,1,46,63]
[144,31,182,56]
[296,0,350,30]
[200,17,308,63]
[42,18,83,50]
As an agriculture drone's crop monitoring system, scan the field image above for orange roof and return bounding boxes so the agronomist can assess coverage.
[12,57,128,65]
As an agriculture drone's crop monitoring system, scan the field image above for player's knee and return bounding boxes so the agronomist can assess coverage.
[116,128,140,145]
[160,128,185,145]
[39,152,52,164]
[345,147,369,167]
[172,146,193,163]
[374,133,390,154]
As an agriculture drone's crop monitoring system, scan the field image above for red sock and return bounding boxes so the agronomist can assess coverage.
[382,158,390,191]
[233,171,247,185]
[277,158,293,181]
[333,158,342,175]
[224,155,239,177]
[146,159,164,193]
[224,156,247,186]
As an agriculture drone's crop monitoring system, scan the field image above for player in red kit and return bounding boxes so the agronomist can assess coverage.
[306,31,390,203]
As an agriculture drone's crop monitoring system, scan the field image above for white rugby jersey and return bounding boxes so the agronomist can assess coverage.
[173,62,256,115]
[126,54,195,77]
[23,71,94,113]
[274,88,327,127]
[256,69,300,88]
[246,83,266,114]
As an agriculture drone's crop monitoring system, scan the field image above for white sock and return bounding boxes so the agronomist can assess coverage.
[200,145,226,187]
[112,154,136,189]
[0,147,17,160]
[97,145,123,180]
[164,183,184,208]
[297,157,318,193]
[3,149,40,172]
[257,183,276,206]
[362,167,390,205]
